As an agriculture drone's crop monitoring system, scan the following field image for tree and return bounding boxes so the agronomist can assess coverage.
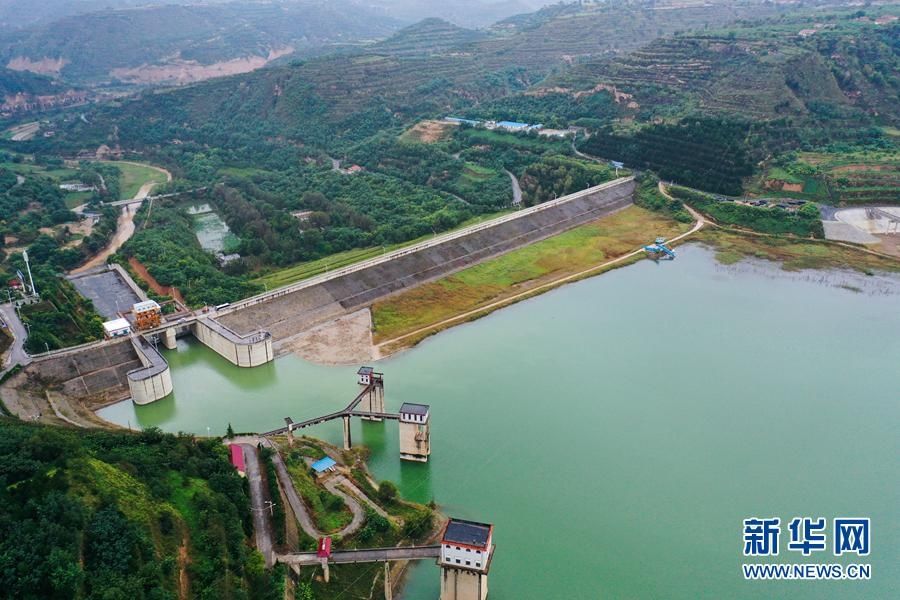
[226,423,235,439]
[376,480,398,504]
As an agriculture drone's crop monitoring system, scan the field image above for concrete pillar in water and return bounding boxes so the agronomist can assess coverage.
[398,403,430,462]
[161,328,177,350]
[342,415,352,450]
[361,378,385,421]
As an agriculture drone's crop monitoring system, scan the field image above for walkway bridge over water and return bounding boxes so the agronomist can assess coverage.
[262,371,429,461]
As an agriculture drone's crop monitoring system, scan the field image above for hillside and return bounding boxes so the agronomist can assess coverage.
[0,1,402,86]
[0,67,86,115]
[552,11,900,123]
[0,420,282,599]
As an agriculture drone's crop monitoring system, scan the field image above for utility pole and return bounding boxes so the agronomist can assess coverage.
[22,250,36,298]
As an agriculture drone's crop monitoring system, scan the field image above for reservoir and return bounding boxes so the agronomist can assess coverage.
[100,244,900,599]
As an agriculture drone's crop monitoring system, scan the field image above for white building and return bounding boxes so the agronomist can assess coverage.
[357,366,375,385]
[439,519,494,600]
[102,318,132,338]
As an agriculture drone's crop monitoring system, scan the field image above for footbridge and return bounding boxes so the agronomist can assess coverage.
[264,370,431,462]
[277,545,440,566]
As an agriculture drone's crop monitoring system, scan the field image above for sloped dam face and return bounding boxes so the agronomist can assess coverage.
[100,245,900,599]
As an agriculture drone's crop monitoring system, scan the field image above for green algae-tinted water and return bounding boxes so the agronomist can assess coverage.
[186,202,239,253]
[99,245,900,599]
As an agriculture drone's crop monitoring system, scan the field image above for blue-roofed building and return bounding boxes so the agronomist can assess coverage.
[311,456,337,474]
[496,120,529,131]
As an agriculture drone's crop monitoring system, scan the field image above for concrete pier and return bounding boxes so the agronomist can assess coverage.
[192,317,273,367]
[127,336,173,405]
[161,328,177,350]
[399,403,430,462]
[360,373,384,421]
[342,415,352,450]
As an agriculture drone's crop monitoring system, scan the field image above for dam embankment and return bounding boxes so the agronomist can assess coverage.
[217,177,636,340]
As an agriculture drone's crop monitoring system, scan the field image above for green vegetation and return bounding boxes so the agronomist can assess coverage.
[669,186,824,238]
[283,447,352,534]
[280,438,436,599]
[106,161,167,200]
[252,209,512,289]
[580,118,755,195]
[259,447,286,547]
[19,276,103,353]
[120,202,260,307]
[373,206,690,342]
[519,154,616,206]
[634,177,692,223]
[0,2,399,85]
[697,228,900,273]
[751,151,900,204]
[0,420,283,599]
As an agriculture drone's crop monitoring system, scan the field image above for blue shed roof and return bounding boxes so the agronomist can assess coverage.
[311,457,337,473]
[497,121,529,128]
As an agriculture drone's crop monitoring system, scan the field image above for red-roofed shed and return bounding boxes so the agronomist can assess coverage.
[317,537,332,558]
[229,444,246,476]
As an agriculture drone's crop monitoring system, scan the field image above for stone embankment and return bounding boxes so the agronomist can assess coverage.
[218,177,636,341]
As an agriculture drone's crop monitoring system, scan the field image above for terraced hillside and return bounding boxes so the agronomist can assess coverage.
[552,11,900,122]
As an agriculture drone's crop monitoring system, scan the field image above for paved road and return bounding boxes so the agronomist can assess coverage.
[0,302,31,372]
[324,476,366,538]
[504,169,522,206]
[240,443,275,567]
[239,437,321,539]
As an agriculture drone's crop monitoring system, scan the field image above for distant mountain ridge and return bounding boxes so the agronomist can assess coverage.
[0,1,403,86]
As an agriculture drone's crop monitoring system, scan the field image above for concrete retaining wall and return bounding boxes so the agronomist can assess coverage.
[219,177,635,339]
[128,337,173,405]
[28,337,142,400]
[192,318,273,367]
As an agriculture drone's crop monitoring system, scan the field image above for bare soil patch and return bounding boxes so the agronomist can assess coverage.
[781,182,803,192]
[831,164,894,173]
[129,257,186,305]
[402,120,457,143]
[278,308,377,365]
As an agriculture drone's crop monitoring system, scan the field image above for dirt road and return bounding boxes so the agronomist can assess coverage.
[71,204,137,274]
[70,163,172,274]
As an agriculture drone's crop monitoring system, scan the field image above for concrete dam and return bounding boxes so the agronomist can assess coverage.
[217,177,636,341]
[3,177,634,409]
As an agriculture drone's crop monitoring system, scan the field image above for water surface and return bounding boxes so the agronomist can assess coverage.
[100,245,900,599]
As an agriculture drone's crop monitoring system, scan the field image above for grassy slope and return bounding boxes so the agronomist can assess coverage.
[106,161,168,200]
[695,228,900,273]
[372,205,690,342]
[252,209,513,289]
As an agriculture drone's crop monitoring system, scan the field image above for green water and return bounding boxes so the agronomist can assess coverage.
[186,202,239,253]
[100,245,900,599]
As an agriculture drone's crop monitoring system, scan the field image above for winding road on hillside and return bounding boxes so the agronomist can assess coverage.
[504,168,522,206]
[233,436,368,543]
[376,197,706,349]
